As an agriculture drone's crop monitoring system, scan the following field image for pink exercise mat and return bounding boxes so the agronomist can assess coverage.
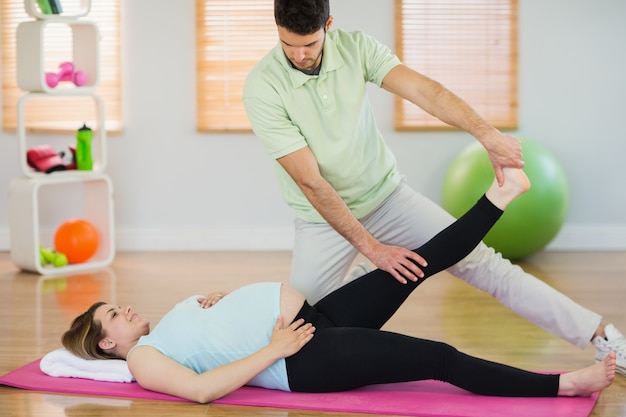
[0,359,600,417]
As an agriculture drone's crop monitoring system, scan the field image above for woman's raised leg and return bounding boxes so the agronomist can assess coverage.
[313,169,530,329]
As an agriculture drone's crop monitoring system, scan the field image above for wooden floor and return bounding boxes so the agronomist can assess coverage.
[1,250,625,417]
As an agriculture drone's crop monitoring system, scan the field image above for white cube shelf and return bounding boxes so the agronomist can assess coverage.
[17,92,107,177]
[9,173,115,275]
[17,19,99,93]
[25,0,91,20]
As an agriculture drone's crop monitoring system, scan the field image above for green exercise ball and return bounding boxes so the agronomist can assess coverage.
[441,138,569,260]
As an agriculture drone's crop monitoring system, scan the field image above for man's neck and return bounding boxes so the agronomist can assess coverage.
[288,53,323,76]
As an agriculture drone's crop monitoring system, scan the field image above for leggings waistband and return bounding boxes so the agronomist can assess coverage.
[292,301,333,329]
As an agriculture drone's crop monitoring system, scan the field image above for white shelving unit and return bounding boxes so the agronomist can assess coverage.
[16,17,99,93]
[16,92,107,176]
[9,0,115,275]
[10,175,115,274]
[24,0,90,20]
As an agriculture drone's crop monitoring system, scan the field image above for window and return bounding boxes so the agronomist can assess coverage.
[395,0,518,130]
[196,0,276,132]
[195,1,517,132]
[1,0,122,133]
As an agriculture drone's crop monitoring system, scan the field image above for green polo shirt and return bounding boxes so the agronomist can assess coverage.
[243,29,402,222]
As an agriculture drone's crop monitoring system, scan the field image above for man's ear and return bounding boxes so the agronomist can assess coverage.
[98,338,116,351]
[325,15,333,31]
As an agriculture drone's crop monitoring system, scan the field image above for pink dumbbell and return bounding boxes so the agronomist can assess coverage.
[45,62,88,88]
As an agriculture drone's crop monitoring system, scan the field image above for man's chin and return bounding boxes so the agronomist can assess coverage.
[291,60,312,70]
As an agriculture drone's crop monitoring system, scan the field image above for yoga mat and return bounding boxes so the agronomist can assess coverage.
[0,359,599,417]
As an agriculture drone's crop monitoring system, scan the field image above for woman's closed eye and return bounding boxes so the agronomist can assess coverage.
[107,306,122,319]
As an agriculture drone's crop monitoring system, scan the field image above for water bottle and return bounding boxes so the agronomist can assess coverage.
[76,123,93,170]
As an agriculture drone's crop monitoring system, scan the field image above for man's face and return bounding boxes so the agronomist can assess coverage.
[277,18,331,71]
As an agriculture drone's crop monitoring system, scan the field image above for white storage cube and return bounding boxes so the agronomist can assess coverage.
[9,174,115,275]
[17,92,107,177]
[25,0,91,20]
[17,20,99,93]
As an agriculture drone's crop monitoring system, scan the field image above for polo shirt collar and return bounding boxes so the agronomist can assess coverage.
[272,31,345,88]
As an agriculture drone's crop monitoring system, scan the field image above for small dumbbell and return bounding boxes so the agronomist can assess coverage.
[45,62,88,88]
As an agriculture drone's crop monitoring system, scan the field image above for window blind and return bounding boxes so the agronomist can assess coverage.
[1,0,122,133]
[395,0,518,130]
[196,0,276,132]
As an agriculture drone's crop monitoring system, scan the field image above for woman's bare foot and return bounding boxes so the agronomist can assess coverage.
[485,168,531,210]
[558,351,616,396]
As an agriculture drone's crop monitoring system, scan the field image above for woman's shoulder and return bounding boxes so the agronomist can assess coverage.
[127,345,163,369]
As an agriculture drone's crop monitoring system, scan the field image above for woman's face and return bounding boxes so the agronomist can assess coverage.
[94,304,150,348]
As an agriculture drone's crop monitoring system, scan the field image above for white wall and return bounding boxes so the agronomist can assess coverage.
[1,0,625,251]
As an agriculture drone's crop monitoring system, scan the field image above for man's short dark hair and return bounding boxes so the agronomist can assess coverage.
[274,0,330,35]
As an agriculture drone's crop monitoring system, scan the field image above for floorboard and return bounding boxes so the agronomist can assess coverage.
[1,250,625,417]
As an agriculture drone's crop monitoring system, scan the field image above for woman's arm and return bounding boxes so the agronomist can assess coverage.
[128,317,315,403]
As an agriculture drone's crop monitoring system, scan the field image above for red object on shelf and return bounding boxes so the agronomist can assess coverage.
[26,145,66,173]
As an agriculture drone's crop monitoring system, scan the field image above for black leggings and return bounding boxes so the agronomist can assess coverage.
[285,195,560,397]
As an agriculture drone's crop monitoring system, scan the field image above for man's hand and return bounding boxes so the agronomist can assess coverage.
[482,132,525,186]
[367,242,427,284]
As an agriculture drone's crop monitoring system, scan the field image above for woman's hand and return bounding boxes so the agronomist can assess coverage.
[197,291,230,308]
[269,317,315,358]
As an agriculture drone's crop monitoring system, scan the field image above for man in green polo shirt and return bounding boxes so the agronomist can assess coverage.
[242,0,626,374]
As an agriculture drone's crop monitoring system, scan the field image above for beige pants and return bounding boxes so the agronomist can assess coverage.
[290,180,601,349]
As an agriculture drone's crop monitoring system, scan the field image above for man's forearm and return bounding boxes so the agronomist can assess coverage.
[421,80,499,143]
[299,179,379,258]
[383,65,499,145]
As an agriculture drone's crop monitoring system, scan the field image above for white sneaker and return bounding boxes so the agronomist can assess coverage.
[592,323,626,376]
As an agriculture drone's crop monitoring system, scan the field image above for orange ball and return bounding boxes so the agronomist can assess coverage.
[54,219,99,264]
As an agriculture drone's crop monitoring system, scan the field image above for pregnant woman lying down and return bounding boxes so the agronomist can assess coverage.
[62,168,615,403]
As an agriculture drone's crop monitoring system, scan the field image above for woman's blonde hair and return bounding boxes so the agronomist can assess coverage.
[61,301,122,360]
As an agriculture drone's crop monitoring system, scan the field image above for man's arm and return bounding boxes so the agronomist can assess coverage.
[277,147,426,283]
[381,64,525,185]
